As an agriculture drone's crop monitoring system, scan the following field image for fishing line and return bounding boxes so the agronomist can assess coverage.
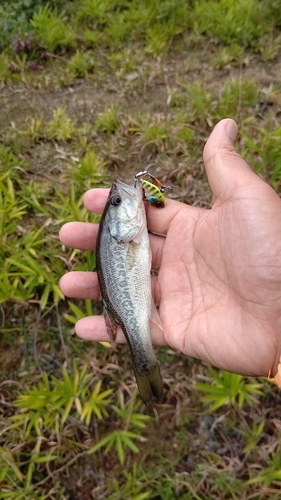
[236,1,253,124]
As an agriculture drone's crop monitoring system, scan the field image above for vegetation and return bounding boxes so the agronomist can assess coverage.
[1,0,281,498]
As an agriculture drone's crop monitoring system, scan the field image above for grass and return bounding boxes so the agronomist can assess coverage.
[1,0,281,498]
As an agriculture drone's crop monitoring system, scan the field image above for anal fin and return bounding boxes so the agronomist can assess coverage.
[103,300,119,341]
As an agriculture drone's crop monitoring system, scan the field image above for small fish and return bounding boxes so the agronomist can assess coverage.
[134,171,172,208]
[96,179,163,405]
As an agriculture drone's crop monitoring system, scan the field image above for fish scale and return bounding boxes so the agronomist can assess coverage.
[96,179,163,405]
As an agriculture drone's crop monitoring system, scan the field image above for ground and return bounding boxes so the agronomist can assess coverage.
[1,4,281,498]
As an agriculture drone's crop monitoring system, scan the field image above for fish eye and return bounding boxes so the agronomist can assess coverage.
[154,200,164,208]
[110,195,122,206]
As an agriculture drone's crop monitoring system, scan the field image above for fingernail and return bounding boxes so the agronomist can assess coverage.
[225,120,238,142]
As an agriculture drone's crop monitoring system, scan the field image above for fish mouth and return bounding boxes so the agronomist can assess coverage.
[113,179,142,198]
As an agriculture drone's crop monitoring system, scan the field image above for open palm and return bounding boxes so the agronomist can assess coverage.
[59,119,281,379]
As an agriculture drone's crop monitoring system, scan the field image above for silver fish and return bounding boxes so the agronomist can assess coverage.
[96,179,163,405]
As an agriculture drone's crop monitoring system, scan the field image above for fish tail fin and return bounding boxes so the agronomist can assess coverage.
[134,363,163,406]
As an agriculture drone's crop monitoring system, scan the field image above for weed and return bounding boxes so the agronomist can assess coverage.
[196,367,262,410]
[47,106,77,141]
[20,116,45,143]
[0,362,112,495]
[265,0,281,26]
[31,4,75,53]
[49,184,88,223]
[111,465,151,499]
[248,446,281,486]
[68,50,95,78]
[1,0,281,497]
[105,13,133,48]
[213,44,244,68]
[193,0,268,45]
[257,34,281,61]
[95,106,121,134]
[176,125,195,143]
[88,392,150,465]
[112,56,139,83]
[242,125,281,187]
[242,419,265,453]
[186,82,213,121]
[145,24,173,55]
[78,0,112,24]
[218,77,258,118]
[71,150,107,191]
[166,88,185,108]
[0,54,11,82]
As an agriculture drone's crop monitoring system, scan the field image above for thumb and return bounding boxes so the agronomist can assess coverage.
[203,118,258,201]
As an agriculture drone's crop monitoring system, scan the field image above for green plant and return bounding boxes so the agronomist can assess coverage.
[78,0,112,24]
[193,0,268,45]
[0,446,24,482]
[95,105,121,134]
[145,24,175,55]
[213,44,244,68]
[248,445,281,486]
[242,125,281,187]
[257,33,281,61]
[196,368,262,410]
[0,362,112,495]
[0,2,32,49]
[218,77,258,118]
[111,465,151,500]
[0,146,25,173]
[10,362,112,435]
[88,392,150,464]
[242,419,265,453]
[196,459,245,498]
[68,50,95,78]
[1,1,281,497]
[176,125,195,143]
[63,299,93,325]
[71,149,107,191]
[105,13,132,48]
[0,54,10,82]
[186,82,213,120]
[20,116,45,143]
[166,87,186,108]
[47,106,77,141]
[31,4,75,53]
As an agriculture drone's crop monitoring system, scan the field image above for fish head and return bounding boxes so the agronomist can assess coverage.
[107,179,146,243]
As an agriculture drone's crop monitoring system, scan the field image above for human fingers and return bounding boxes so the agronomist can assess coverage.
[150,233,165,270]
[84,186,200,237]
[59,222,98,250]
[84,186,183,232]
[83,188,109,214]
[59,270,162,305]
[203,118,262,201]
[75,315,167,346]
[59,271,100,299]
[75,315,126,342]
[59,221,165,271]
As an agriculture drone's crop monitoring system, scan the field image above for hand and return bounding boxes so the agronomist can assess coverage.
[59,119,281,378]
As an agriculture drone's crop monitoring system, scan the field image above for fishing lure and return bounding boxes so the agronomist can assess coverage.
[134,171,172,208]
